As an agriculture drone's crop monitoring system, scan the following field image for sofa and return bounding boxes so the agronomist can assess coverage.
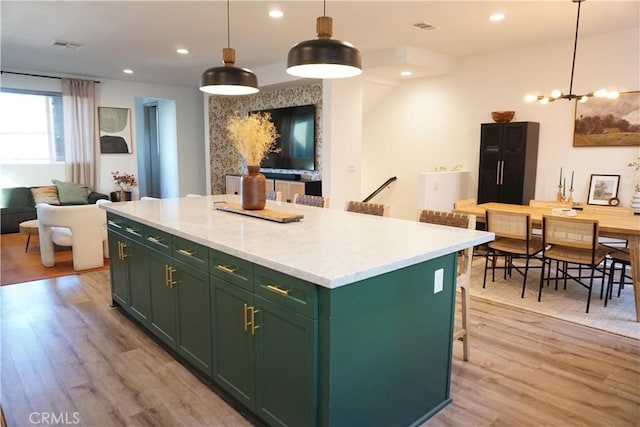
[1,183,108,234]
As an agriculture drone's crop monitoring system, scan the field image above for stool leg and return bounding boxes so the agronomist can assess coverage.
[25,234,31,252]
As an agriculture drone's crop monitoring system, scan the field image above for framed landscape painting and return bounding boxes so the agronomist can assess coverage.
[587,174,620,205]
[573,91,640,147]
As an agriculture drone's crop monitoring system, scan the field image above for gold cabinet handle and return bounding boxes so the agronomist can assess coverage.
[165,265,170,287]
[119,242,128,260]
[217,264,237,274]
[125,226,140,234]
[108,219,122,228]
[243,303,250,331]
[168,266,177,287]
[117,242,122,260]
[266,284,290,296]
[147,236,163,244]
[250,308,260,336]
[177,248,196,257]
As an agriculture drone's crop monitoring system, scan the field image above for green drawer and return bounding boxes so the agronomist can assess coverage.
[254,265,317,319]
[107,213,144,242]
[209,249,253,292]
[142,225,172,255]
[172,236,209,273]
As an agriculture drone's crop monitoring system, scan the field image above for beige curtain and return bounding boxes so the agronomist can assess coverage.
[62,78,96,188]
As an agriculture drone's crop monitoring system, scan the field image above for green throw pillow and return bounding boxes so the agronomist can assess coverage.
[52,179,90,204]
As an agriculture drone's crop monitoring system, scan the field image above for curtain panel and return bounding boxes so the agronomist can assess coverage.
[62,79,96,188]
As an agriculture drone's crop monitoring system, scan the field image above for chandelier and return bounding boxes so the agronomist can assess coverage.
[525,0,618,104]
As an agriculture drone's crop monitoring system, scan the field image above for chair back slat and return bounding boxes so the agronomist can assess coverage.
[486,209,531,240]
[542,215,598,250]
[293,193,328,207]
[345,201,388,216]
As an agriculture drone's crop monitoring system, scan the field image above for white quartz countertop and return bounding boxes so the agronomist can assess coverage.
[101,195,494,289]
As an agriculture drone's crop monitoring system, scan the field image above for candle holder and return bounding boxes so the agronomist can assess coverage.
[567,188,574,205]
[556,184,564,202]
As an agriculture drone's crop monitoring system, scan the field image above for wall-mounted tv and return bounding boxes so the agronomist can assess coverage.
[254,104,316,171]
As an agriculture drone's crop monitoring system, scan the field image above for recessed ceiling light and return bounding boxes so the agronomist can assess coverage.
[489,13,505,22]
[123,69,134,74]
[269,9,284,18]
[400,70,412,77]
[177,48,189,55]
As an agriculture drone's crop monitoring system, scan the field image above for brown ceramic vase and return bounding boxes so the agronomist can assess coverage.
[241,166,266,210]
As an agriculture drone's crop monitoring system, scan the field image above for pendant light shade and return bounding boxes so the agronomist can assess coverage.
[286,13,362,79]
[199,1,259,95]
[200,48,259,95]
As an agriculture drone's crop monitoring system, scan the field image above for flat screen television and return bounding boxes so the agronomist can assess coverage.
[254,104,316,171]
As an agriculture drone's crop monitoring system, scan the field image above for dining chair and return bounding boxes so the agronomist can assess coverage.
[418,209,475,361]
[583,204,634,249]
[453,198,477,209]
[605,248,632,306]
[266,190,283,202]
[483,209,543,298]
[293,193,327,207]
[538,215,609,313]
[345,200,389,217]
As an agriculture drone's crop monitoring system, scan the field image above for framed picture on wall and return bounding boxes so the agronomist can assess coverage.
[573,91,640,147]
[587,174,620,205]
[98,107,132,154]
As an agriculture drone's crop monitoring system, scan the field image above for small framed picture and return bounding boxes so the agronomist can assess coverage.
[587,174,620,205]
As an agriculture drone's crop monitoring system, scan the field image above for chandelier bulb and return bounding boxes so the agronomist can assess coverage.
[551,89,562,99]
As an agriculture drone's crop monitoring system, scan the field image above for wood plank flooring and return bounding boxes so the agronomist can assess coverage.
[1,271,638,426]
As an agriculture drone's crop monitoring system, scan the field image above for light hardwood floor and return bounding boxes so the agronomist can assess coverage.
[1,271,638,426]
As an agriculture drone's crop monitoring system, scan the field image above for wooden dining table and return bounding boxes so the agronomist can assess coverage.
[453,202,640,321]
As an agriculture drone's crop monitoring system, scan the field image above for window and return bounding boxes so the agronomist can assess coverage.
[0,89,65,163]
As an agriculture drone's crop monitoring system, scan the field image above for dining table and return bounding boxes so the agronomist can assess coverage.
[453,202,640,321]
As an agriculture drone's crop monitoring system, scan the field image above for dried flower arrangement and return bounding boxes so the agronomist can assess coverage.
[111,171,137,190]
[628,156,640,192]
[226,111,279,166]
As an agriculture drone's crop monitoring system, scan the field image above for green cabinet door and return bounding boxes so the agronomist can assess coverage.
[175,260,212,377]
[126,241,150,325]
[147,250,177,348]
[108,232,129,307]
[254,296,317,427]
[211,278,255,408]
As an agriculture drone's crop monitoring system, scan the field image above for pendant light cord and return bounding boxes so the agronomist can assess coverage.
[568,0,582,97]
[226,0,231,49]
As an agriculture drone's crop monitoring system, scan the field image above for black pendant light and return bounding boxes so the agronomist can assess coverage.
[525,0,618,104]
[286,0,362,79]
[199,0,259,95]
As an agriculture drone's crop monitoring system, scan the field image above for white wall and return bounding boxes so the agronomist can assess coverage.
[0,73,205,198]
[362,28,640,219]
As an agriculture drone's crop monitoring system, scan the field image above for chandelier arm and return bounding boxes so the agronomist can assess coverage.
[568,0,583,97]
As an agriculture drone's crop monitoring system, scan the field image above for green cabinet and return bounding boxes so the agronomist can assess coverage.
[211,258,317,427]
[147,249,177,347]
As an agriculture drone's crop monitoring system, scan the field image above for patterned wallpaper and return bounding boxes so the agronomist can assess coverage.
[207,83,323,194]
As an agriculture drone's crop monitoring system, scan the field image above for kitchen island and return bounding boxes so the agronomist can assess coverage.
[101,195,493,427]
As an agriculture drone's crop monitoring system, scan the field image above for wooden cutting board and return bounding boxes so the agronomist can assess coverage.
[214,201,304,223]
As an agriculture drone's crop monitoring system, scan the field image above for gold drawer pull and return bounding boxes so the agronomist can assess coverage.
[177,248,196,257]
[217,264,237,274]
[266,284,290,296]
[108,220,122,228]
[126,226,140,233]
[147,236,163,244]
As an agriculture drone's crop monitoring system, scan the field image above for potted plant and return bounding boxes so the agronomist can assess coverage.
[226,112,278,210]
[111,171,137,201]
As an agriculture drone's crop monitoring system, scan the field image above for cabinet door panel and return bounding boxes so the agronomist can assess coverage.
[127,241,150,324]
[148,251,177,348]
[175,263,212,377]
[477,124,502,204]
[211,279,255,408]
[255,296,316,427]
[108,233,129,307]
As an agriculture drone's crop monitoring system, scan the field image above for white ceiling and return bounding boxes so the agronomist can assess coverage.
[1,1,638,88]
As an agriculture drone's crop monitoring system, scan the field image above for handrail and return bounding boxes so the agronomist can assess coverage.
[362,176,397,203]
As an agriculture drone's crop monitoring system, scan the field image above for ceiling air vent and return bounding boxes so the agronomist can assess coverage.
[52,40,83,49]
[413,22,437,31]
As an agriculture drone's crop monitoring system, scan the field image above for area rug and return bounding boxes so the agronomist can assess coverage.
[0,232,109,286]
[468,256,639,340]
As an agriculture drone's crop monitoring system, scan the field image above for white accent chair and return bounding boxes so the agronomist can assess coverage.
[36,201,110,271]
